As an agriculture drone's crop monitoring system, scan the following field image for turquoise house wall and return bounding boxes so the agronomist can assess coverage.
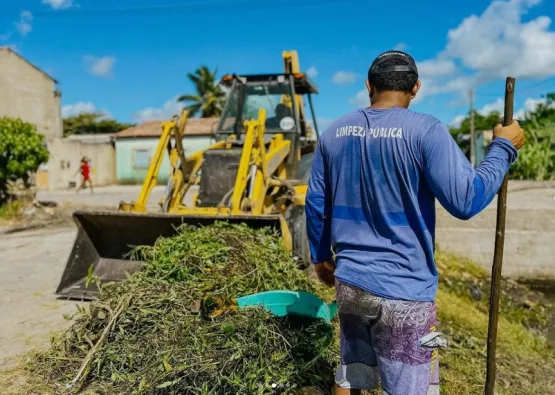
[116,137,214,185]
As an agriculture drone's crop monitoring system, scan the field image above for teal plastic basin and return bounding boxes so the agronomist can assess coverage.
[236,290,337,323]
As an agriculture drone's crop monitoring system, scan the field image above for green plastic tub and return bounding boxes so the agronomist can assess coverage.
[236,290,337,323]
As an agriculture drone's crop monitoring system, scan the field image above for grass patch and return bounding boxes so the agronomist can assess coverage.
[0,200,23,220]
[435,249,555,395]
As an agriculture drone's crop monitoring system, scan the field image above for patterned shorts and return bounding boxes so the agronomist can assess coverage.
[335,280,441,395]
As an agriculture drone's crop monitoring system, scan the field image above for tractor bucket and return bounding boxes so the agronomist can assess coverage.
[55,210,282,300]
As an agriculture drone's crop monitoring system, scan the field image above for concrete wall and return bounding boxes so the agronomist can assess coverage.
[115,136,214,185]
[435,181,555,279]
[0,49,62,141]
[45,137,116,190]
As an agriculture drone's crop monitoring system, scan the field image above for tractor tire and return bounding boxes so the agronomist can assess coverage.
[286,204,312,271]
[296,152,314,183]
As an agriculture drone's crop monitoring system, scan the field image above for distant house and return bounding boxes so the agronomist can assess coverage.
[115,118,218,185]
[41,134,117,189]
[457,130,493,166]
[0,47,62,140]
[0,47,64,189]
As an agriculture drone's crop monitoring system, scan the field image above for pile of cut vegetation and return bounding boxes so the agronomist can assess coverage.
[24,222,338,395]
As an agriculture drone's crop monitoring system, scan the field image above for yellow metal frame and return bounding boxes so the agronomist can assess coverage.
[117,109,300,252]
[118,121,175,213]
[119,50,315,254]
[168,109,293,215]
[281,50,312,140]
[118,111,231,213]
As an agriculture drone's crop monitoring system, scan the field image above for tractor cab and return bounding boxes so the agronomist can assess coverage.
[216,73,319,142]
[214,73,319,184]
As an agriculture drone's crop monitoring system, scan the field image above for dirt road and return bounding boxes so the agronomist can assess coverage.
[37,185,168,210]
[0,227,78,368]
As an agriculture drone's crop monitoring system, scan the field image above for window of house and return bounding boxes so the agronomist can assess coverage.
[133,148,151,169]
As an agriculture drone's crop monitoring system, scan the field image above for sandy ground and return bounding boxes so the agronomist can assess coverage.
[0,227,78,368]
[36,185,169,211]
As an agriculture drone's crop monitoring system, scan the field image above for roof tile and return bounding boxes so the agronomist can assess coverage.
[116,118,219,139]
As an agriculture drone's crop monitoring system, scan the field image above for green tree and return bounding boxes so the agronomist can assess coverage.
[449,110,503,158]
[450,92,555,180]
[63,112,134,137]
[522,93,555,128]
[510,95,555,180]
[178,66,226,117]
[509,92,555,180]
[450,110,503,136]
[0,117,49,201]
[509,135,554,180]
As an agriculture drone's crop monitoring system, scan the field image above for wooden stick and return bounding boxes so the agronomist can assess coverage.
[70,296,131,388]
[484,77,515,395]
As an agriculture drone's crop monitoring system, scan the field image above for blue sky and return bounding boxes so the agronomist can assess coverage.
[2,0,555,131]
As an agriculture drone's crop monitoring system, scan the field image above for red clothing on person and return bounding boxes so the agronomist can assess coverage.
[81,162,90,180]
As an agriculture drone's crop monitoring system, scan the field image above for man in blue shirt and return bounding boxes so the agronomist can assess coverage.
[305,50,524,395]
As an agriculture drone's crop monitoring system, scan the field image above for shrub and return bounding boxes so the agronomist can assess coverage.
[510,123,555,180]
[0,117,49,202]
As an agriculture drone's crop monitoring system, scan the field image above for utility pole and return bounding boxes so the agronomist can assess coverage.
[469,88,476,167]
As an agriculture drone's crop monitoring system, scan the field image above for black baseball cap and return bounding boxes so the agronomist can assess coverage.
[368,50,418,78]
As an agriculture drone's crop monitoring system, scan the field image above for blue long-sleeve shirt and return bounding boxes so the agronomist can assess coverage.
[305,107,518,302]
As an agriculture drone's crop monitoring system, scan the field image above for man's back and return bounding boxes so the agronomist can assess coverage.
[307,106,517,302]
[315,106,441,302]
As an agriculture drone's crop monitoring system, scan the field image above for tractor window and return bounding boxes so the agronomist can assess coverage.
[218,81,297,134]
[218,86,239,133]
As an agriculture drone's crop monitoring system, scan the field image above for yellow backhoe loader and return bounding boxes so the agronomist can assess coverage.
[56,50,321,300]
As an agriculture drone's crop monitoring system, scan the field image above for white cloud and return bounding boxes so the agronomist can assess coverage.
[393,42,408,51]
[450,94,553,125]
[346,60,466,106]
[443,0,555,79]
[348,0,555,107]
[332,71,359,85]
[62,102,95,117]
[15,11,33,37]
[306,66,318,79]
[450,115,467,128]
[83,56,116,78]
[477,95,551,119]
[389,0,555,106]
[450,97,511,127]
[133,98,183,123]
[347,72,472,107]
[417,59,457,77]
[479,97,505,115]
[42,0,75,10]
[349,89,370,108]
[515,96,553,119]
[414,73,477,105]
[62,101,112,119]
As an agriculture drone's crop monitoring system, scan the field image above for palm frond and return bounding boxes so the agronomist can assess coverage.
[184,103,202,118]
[178,94,202,103]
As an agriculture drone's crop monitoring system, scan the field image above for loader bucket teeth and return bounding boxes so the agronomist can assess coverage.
[55,210,281,300]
